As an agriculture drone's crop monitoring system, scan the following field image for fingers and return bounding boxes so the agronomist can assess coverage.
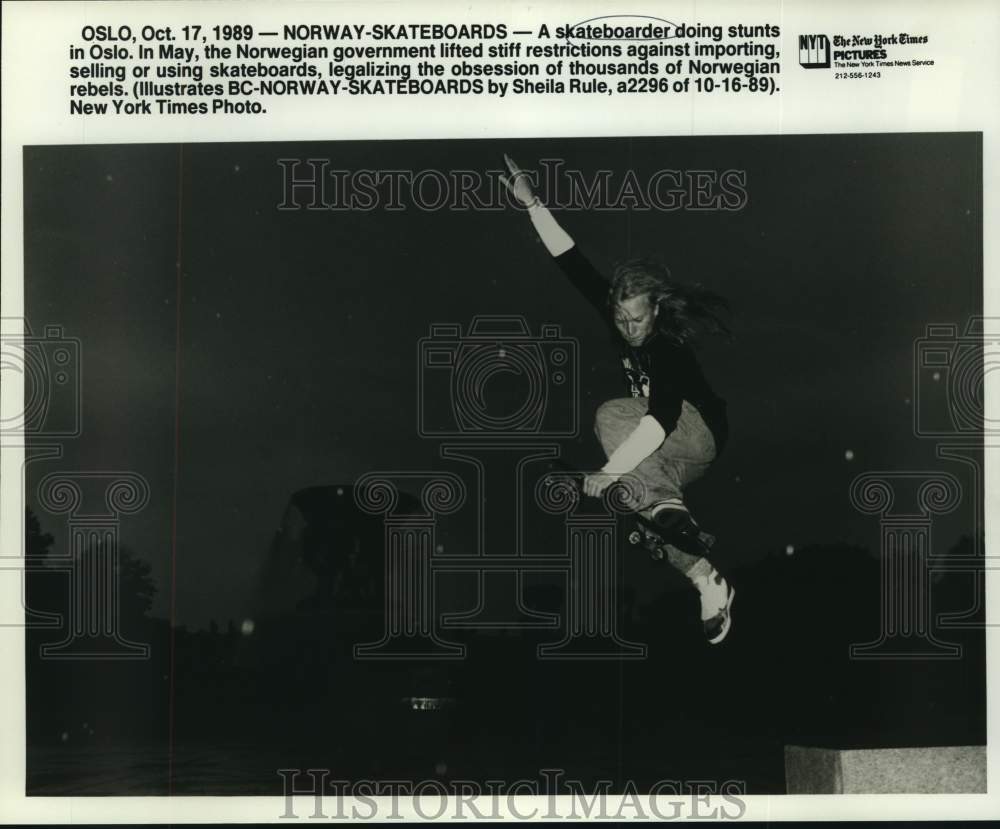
[504,155,533,190]
[586,473,622,497]
[503,153,521,175]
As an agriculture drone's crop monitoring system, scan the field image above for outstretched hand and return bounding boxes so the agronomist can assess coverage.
[499,154,538,207]
[583,472,620,498]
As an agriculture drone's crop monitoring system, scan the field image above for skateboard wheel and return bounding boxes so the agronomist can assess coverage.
[628,531,642,545]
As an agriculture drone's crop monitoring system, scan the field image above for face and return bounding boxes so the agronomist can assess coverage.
[613,294,658,347]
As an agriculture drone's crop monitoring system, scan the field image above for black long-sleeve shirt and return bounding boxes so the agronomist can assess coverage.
[553,245,729,454]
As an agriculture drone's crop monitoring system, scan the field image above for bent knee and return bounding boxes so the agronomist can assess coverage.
[595,397,644,429]
[595,399,621,429]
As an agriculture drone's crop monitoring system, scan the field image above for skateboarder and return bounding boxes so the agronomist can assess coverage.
[501,155,736,644]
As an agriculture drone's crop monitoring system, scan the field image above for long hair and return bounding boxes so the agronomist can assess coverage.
[609,257,732,345]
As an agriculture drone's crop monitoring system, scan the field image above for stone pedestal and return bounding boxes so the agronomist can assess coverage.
[784,744,986,793]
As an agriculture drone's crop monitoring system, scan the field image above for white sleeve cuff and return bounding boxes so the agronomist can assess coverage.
[600,415,667,475]
[527,203,575,257]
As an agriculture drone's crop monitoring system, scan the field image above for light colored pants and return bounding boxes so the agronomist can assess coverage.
[594,397,717,573]
[594,397,717,513]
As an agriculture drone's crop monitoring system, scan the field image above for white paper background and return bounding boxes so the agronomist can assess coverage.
[2,0,998,821]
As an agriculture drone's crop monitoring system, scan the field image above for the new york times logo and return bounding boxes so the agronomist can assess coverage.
[799,34,831,68]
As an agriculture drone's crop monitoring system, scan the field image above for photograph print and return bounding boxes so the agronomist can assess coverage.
[16,132,986,799]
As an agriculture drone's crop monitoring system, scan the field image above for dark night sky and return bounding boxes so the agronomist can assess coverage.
[23,134,982,628]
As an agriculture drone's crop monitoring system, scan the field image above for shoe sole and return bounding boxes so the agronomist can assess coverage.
[707,585,736,645]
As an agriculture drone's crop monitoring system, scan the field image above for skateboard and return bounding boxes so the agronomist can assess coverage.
[628,512,716,561]
[540,461,716,561]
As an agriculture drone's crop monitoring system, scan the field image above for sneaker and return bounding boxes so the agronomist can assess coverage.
[694,569,735,645]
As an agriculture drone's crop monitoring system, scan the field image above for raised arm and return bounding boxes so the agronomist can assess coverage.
[501,155,667,495]
[501,155,609,316]
[501,154,572,255]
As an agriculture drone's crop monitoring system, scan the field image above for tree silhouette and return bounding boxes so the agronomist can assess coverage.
[25,507,54,558]
[24,507,158,629]
[114,544,157,625]
[24,507,61,619]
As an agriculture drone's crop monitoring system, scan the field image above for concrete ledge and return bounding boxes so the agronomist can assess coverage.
[784,744,986,793]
